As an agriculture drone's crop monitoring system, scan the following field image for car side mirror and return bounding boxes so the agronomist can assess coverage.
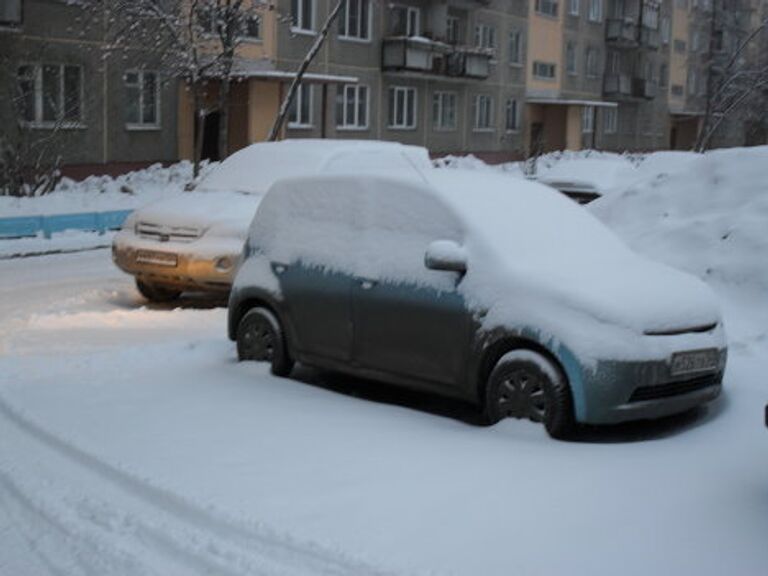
[425,240,467,274]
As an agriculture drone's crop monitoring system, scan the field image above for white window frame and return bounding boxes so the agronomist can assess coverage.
[16,63,84,128]
[291,0,315,33]
[336,84,369,130]
[403,6,420,37]
[388,86,417,130]
[474,24,496,50]
[338,0,371,42]
[288,83,313,128]
[432,91,457,131]
[505,98,520,132]
[568,0,580,16]
[446,15,460,44]
[585,46,599,78]
[582,105,595,133]
[124,70,161,130]
[566,42,577,75]
[588,0,602,22]
[533,61,556,80]
[509,29,523,66]
[603,107,617,134]
[473,94,494,132]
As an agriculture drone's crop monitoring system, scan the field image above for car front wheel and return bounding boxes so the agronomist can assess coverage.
[483,349,575,439]
[236,307,294,377]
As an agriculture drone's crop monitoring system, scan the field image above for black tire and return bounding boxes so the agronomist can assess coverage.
[136,279,182,303]
[236,307,294,377]
[482,349,575,439]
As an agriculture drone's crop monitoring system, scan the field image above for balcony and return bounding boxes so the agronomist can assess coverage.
[604,74,632,98]
[605,19,638,47]
[640,27,660,49]
[381,37,492,80]
[633,78,658,99]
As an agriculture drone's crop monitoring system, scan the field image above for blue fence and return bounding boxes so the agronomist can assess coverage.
[0,209,133,239]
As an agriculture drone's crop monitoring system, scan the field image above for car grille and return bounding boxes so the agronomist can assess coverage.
[135,222,202,243]
[628,373,721,403]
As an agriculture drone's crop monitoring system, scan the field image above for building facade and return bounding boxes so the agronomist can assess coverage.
[1,0,766,178]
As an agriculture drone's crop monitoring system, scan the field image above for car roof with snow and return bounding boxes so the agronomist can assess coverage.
[196,139,432,195]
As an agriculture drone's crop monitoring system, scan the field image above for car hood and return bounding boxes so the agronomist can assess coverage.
[545,254,722,334]
[130,191,263,237]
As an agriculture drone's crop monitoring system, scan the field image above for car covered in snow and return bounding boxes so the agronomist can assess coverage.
[536,156,638,204]
[112,140,432,301]
[228,169,727,438]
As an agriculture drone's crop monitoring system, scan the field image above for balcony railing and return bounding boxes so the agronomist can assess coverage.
[381,37,492,80]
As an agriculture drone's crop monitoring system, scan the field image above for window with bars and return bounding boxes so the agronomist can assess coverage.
[336,84,368,129]
[16,63,83,126]
[338,0,370,40]
[288,84,313,127]
[388,86,417,129]
[125,70,160,127]
[432,92,457,131]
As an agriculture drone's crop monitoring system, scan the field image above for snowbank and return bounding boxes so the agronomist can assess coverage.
[590,146,768,293]
[0,161,216,218]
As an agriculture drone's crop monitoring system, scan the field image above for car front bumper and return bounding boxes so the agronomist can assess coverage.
[579,350,727,424]
[112,233,241,292]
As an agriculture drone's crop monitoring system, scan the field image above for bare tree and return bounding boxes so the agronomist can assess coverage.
[696,1,768,151]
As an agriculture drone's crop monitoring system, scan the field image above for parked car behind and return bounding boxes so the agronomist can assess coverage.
[228,169,727,439]
[113,140,431,301]
[536,157,638,204]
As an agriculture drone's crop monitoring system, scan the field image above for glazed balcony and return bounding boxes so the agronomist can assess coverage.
[604,74,633,98]
[381,37,492,80]
[605,19,638,47]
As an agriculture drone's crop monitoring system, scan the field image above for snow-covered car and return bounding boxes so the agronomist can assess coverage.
[228,169,727,439]
[536,157,638,204]
[112,140,432,301]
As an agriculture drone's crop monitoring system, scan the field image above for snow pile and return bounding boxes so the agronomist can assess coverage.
[0,161,216,217]
[591,146,768,293]
[536,156,639,196]
[434,154,526,177]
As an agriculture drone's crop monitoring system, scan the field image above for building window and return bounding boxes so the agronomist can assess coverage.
[585,47,599,77]
[671,84,684,96]
[291,0,314,31]
[660,17,670,44]
[242,15,260,39]
[568,0,580,16]
[1,0,22,26]
[446,16,460,44]
[125,70,160,127]
[608,50,620,74]
[566,42,577,75]
[474,24,496,50]
[505,98,520,132]
[389,5,420,36]
[691,30,700,52]
[16,63,83,126]
[582,105,595,133]
[388,86,417,129]
[660,63,668,87]
[473,95,494,131]
[687,69,697,96]
[674,39,686,53]
[588,0,602,22]
[336,84,368,129]
[432,91,457,131]
[338,0,370,40]
[288,84,313,127]
[535,0,559,17]
[533,61,556,79]
[509,30,522,65]
[603,107,617,134]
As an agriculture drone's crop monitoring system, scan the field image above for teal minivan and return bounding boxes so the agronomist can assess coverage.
[228,169,727,438]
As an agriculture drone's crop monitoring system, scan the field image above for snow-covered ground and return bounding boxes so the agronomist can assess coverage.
[1,147,767,575]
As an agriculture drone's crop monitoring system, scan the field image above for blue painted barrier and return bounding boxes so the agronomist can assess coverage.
[0,209,133,239]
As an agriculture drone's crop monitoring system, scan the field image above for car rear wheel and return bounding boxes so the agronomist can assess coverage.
[135,279,182,303]
[482,350,575,439]
[236,307,294,377]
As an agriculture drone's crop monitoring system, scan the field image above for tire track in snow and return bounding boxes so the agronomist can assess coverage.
[0,394,395,576]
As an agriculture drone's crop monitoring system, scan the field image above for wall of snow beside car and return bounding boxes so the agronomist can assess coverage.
[590,146,768,292]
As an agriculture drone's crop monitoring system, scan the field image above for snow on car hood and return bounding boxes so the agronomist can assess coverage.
[130,191,262,238]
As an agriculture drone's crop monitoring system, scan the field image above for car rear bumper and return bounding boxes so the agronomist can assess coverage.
[579,352,727,424]
[112,236,240,292]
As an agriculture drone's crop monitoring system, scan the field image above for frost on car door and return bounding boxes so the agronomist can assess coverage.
[351,183,470,387]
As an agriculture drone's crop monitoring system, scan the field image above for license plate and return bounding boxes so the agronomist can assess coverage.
[136,250,178,267]
[670,348,719,376]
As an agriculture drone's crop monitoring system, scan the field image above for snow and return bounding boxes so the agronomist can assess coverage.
[536,156,639,195]
[1,146,768,576]
[0,230,114,259]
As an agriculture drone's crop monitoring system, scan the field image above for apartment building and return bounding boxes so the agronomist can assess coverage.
[0,0,179,178]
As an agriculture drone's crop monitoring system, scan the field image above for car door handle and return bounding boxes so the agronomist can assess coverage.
[360,280,376,290]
